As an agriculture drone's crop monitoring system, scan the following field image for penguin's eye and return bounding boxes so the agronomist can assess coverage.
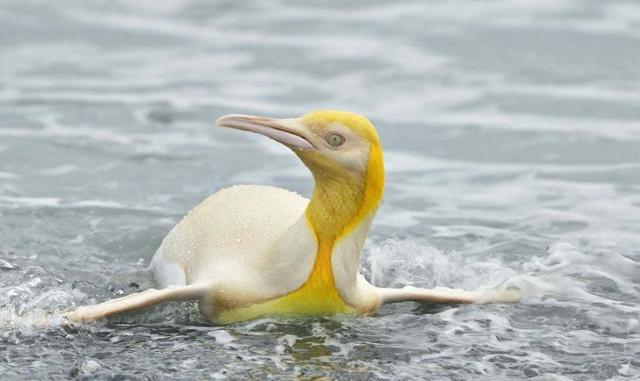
[326,133,345,147]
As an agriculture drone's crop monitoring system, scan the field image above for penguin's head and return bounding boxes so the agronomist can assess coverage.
[216,110,383,186]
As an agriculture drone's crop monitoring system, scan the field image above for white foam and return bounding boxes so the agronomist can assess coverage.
[38,165,79,176]
[0,171,18,179]
[365,238,516,291]
[0,196,61,208]
[206,330,235,345]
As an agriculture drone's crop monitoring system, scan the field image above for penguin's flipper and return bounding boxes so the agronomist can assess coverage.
[64,284,207,323]
[377,285,520,305]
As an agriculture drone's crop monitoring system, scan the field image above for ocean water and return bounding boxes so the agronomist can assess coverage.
[1,0,639,379]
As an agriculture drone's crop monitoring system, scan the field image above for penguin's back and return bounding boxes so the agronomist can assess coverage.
[151,185,308,287]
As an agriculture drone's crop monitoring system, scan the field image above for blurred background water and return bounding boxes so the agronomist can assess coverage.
[1,0,639,379]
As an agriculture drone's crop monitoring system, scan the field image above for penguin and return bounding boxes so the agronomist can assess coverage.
[65,110,518,324]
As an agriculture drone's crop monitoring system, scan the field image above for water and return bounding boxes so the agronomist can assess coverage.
[1,0,639,379]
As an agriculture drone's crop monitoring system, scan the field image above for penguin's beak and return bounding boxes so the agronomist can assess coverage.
[216,114,314,150]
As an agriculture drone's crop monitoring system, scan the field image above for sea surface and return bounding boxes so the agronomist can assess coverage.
[1,0,639,379]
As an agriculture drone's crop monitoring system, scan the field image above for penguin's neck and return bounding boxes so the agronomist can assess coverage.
[301,147,384,294]
[306,172,365,246]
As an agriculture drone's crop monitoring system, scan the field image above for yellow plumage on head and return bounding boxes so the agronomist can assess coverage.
[302,109,382,145]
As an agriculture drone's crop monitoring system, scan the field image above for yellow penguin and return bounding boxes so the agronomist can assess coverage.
[65,110,519,325]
